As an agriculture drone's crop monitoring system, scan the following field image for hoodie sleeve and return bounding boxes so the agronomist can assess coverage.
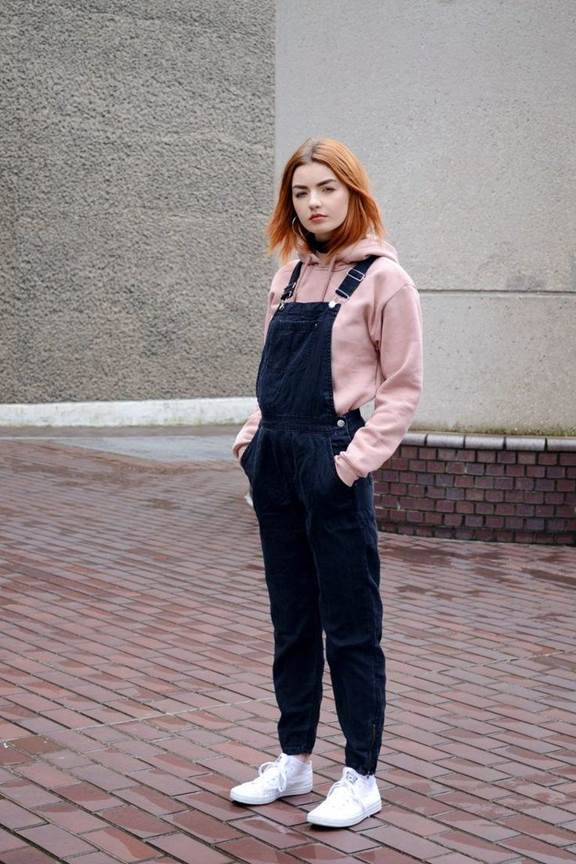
[231,280,279,460]
[334,282,424,484]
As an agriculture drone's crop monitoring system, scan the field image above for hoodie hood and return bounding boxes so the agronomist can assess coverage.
[297,235,398,267]
[294,235,399,299]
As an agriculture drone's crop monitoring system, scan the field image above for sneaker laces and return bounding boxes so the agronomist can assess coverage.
[257,755,289,793]
[324,768,364,807]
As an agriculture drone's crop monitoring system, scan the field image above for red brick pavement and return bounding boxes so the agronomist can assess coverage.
[0,438,575,864]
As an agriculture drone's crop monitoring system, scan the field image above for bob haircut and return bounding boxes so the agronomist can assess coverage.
[266,137,386,264]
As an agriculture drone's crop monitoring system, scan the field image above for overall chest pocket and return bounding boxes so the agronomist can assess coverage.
[257,320,322,410]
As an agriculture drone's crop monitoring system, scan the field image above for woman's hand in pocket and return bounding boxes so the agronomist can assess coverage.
[334,456,355,487]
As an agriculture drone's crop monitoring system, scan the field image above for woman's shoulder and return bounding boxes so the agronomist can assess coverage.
[268,258,301,297]
[276,257,301,278]
[367,254,413,282]
[366,256,417,302]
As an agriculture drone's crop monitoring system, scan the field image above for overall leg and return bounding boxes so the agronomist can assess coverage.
[312,480,385,774]
[250,431,325,756]
[296,437,386,775]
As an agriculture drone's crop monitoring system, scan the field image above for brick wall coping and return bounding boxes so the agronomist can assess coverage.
[403,432,576,452]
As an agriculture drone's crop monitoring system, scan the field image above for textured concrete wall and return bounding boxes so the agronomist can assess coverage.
[0,0,275,404]
[277,0,576,435]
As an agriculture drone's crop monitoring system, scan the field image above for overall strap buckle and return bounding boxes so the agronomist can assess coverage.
[335,255,379,300]
[279,260,304,308]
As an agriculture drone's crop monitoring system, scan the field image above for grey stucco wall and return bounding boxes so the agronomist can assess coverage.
[277,0,576,435]
[0,0,275,404]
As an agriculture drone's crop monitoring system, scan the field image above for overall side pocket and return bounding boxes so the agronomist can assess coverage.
[240,428,260,478]
[325,431,354,489]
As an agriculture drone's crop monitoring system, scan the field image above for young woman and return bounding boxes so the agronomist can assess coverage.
[229,138,423,828]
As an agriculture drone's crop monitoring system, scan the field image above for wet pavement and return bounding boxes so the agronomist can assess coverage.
[0,428,575,864]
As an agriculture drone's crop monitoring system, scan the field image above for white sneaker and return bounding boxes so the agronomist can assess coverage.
[230,753,313,805]
[306,766,382,827]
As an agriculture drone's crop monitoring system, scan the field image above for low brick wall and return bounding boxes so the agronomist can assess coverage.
[374,433,576,545]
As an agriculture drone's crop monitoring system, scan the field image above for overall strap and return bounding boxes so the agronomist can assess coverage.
[280,261,304,302]
[335,255,379,300]
[279,254,378,305]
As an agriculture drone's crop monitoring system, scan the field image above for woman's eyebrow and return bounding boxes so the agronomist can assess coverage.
[292,179,336,190]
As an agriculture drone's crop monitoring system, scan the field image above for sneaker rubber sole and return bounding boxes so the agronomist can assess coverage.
[307,796,382,827]
[230,776,313,805]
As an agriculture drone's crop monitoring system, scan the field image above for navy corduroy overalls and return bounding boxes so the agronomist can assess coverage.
[240,256,385,775]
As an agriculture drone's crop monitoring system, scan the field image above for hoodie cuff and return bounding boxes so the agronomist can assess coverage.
[334,454,359,486]
[235,443,248,461]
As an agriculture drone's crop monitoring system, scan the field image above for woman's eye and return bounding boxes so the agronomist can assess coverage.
[293,188,335,198]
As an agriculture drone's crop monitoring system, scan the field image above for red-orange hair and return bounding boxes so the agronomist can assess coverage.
[266,137,386,263]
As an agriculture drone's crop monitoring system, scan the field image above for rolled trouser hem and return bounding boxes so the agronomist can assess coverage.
[346,762,377,776]
[279,743,315,755]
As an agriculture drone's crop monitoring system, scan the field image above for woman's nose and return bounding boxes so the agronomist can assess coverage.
[309,189,321,208]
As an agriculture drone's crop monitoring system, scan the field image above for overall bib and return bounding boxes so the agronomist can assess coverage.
[240,256,385,775]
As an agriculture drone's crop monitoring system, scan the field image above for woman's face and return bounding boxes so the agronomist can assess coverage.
[291,162,350,241]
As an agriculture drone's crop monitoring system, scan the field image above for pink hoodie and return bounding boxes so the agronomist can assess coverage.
[232,236,423,486]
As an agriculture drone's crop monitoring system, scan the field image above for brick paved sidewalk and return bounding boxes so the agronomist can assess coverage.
[0,435,575,864]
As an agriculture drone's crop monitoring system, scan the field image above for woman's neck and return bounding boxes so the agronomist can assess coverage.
[310,235,332,266]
